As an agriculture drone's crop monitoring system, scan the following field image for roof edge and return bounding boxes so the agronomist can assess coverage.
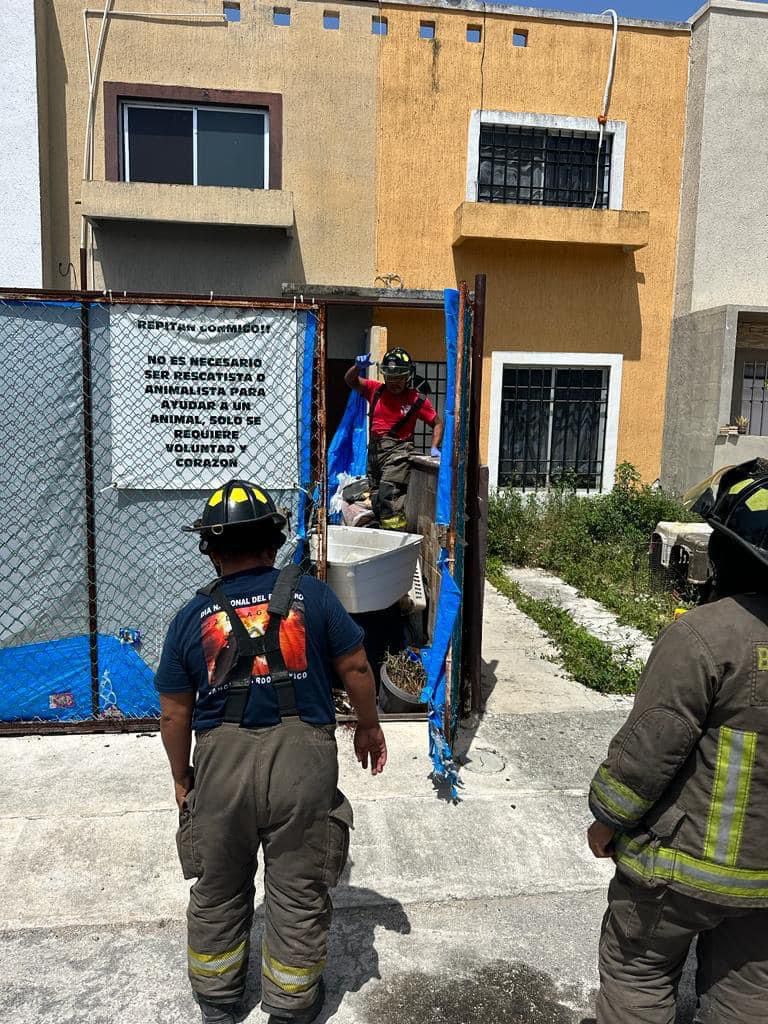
[690,1,768,25]
[379,0,690,32]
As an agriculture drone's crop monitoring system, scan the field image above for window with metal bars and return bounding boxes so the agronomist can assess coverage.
[478,124,613,209]
[740,360,768,434]
[498,366,609,491]
[413,360,447,454]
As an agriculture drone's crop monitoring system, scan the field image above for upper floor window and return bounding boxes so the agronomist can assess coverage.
[478,123,613,210]
[121,102,268,189]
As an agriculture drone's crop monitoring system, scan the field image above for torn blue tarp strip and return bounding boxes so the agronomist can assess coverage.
[420,547,462,799]
[0,634,158,722]
[295,310,317,542]
[435,288,458,526]
[1,299,81,308]
[327,388,369,498]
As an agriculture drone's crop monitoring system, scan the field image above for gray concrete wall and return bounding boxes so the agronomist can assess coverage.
[660,305,737,494]
[713,432,768,472]
[0,1,43,287]
[677,4,768,313]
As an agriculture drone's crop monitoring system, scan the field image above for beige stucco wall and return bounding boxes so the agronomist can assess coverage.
[375,7,690,483]
[38,0,379,294]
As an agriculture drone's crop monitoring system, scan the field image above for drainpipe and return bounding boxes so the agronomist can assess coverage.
[592,9,619,211]
[80,0,113,290]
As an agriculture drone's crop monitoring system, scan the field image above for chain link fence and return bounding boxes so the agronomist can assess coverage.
[0,293,324,730]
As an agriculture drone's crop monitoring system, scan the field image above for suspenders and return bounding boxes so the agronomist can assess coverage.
[197,563,303,726]
[369,385,427,439]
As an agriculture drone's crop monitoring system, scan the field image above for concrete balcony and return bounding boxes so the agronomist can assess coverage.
[80,180,295,232]
[452,201,650,251]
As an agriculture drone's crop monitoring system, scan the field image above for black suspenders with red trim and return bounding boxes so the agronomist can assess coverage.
[369,384,427,440]
[197,563,303,726]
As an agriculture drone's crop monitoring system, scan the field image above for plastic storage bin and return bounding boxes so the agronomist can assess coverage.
[325,526,423,614]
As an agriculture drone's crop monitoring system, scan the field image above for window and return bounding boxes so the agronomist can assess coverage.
[372,15,388,36]
[223,2,241,22]
[513,30,528,47]
[497,366,609,491]
[419,20,435,39]
[121,102,268,189]
[413,361,447,455]
[477,123,613,209]
[273,7,291,26]
[739,360,768,434]
[323,10,340,30]
[467,24,482,43]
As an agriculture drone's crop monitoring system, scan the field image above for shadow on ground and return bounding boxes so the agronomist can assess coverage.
[237,879,412,1021]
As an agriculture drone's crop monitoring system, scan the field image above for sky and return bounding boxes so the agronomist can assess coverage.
[507,0,768,22]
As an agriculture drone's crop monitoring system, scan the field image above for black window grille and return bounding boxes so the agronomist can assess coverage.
[498,366,609,491]
[413,360,447,454]
[741,361,768,435]
[478,124,613,209]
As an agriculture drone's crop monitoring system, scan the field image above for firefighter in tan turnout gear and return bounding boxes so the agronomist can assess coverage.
[588,459,768,1024]
[155,480,387,1024]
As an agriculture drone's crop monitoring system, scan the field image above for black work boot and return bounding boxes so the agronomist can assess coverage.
[199,998,238,1024]
[267,979,326,1024]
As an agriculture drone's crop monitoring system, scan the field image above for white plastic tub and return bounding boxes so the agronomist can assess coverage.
[324,526,423,614]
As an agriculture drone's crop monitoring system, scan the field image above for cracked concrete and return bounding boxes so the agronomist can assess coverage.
[0,582,694,1023]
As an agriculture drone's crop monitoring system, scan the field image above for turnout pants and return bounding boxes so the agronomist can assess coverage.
[368,436,413,531]
[176,720,353,1015]
[596,872,768,1024]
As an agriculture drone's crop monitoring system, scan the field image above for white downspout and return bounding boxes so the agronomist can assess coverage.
[592,8,619,211]
[80,0,113,288]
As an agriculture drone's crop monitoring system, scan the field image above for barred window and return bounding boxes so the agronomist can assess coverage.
[498,366,609,491]
[478,124,613,209]
[413,360,447,455]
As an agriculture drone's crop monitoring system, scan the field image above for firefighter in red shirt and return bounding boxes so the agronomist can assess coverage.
[345,347,443,530]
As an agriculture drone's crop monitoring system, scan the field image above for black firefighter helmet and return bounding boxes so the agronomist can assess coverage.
[685,459,768,569]
[380,347,413,379]
[182,479,287,540]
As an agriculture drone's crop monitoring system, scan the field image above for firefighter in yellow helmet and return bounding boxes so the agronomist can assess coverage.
[155,479,387,1024]
[588,459,768,1024]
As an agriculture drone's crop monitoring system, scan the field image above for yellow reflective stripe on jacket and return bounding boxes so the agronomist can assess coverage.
[188,939,247,978]
[262,944,325,994]
[590,764,654,826]
[703,728,758,866]
[616,835,768,900]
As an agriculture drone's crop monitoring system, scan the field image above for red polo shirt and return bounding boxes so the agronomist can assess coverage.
[359,378,438,441]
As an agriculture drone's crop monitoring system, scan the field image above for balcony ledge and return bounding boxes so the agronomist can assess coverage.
[453,201,650,251]
[80,180,294,232]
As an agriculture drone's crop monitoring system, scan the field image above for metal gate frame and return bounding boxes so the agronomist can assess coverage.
[0,288,326,736]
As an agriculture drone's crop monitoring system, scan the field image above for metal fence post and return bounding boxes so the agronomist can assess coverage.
[80,298,100,717]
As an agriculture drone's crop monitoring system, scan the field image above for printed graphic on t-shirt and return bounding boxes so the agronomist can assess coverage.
[201,596,307,686]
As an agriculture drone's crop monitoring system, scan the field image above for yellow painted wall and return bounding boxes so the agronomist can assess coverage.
[376,7,690,482]
[39,0,379,293]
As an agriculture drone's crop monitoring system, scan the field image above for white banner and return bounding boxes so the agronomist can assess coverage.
[110,305,302,490]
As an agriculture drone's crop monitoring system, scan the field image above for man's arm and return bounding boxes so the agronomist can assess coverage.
[159,691,195,809]
[431,415,444,452]
[587,617,716,852]
[333,644,387,775]
[344,354,373,394]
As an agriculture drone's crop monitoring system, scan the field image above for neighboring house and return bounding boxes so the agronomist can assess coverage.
[0,0,44,287]
[662,1,768,495]
[24,1,690,485]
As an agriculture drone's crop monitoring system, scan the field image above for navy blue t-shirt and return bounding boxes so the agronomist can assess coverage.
[155,567,364,731]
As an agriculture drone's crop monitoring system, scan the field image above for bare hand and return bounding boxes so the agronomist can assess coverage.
[588,819,616,859]
[354,725,387,775]
[174,770,194,812]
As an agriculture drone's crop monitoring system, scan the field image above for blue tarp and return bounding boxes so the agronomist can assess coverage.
[326,389,369,522]
[294,311,318,561]
[0,635,158,722]
[435,288,459,526]
[420,548,462,799]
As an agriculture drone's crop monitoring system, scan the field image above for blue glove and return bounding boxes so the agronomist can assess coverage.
[355,353,373,369]
[430,447,441,462]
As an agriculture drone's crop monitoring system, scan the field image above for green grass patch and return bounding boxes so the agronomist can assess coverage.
[487,557,642,695]
[488,463,697,639]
